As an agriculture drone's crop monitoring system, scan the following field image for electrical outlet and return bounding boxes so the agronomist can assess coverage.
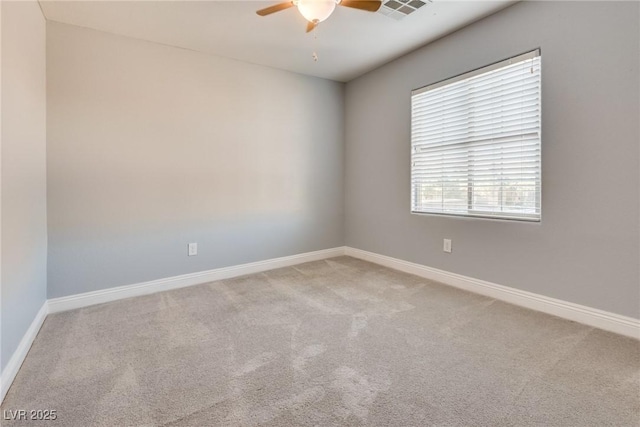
[443,239,452,253]
[188,243,198,256]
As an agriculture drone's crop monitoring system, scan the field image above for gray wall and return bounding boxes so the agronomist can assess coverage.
[47,22,344,298]
[345,1,640,318]
[1,1,47,371]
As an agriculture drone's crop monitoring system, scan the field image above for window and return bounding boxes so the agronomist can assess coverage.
[411,50,541,221]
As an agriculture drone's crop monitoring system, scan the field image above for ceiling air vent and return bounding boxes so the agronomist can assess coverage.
[378,0,431,20]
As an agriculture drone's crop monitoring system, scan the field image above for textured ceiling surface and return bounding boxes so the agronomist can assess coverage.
[40,0,516,81]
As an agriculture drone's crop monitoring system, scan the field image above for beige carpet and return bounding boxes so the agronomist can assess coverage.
[2,256,639,426]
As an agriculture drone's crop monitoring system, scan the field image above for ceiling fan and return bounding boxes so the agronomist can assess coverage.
[256,0,382,33]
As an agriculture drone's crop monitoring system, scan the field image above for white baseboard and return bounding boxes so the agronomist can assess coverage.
[1,301,49,403]
[48,247,347,314]
[345,247,640,340]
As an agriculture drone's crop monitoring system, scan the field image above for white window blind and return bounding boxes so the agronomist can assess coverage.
[411,50,541,221]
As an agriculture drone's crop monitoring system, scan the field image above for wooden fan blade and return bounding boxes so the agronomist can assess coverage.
[338,0,382,12]
[306,21,318,33]
[256,2,294,16]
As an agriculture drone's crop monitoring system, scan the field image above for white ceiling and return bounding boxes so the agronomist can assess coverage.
[40,0,516,82]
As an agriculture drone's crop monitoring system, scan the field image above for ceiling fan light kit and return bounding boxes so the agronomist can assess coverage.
[256,0,382,32]
[297,0,337,23]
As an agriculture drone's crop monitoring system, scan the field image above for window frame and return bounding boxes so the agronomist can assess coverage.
[410,49,542,222]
